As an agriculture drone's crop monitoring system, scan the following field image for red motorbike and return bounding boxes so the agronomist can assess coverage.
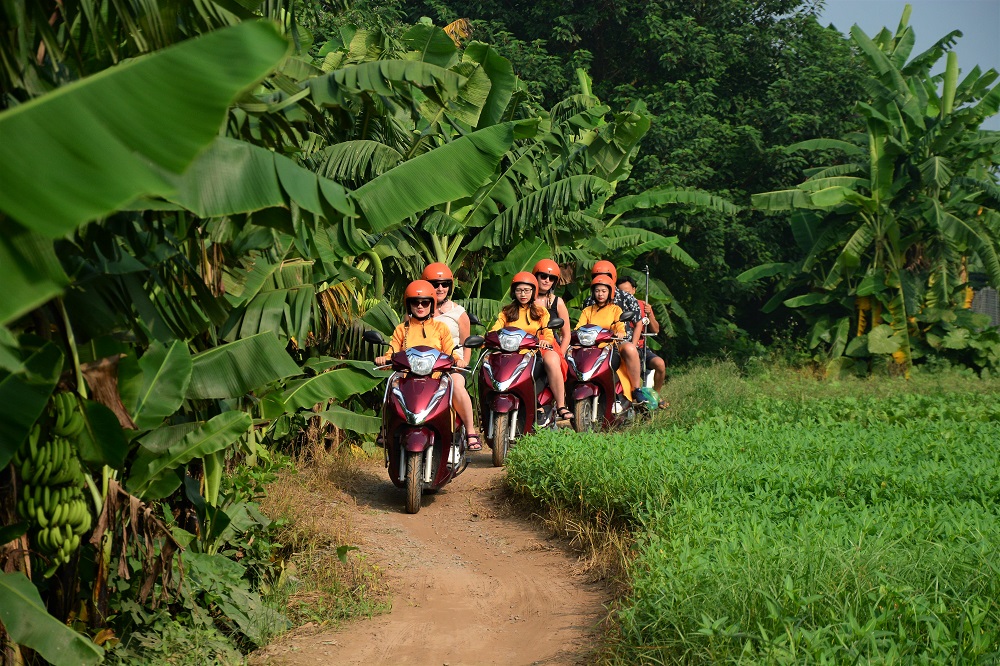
[566,311,644,432]
[364,330,484,513]
[476,318,564,466]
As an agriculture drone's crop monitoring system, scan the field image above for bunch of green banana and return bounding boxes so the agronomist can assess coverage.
[13,393,93,570]
[13,432,82,486]
[51,391,85,438]
[16,484,91,537]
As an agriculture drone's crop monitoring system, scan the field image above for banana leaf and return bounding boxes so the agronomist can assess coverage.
[187,332,301,400]
[163,137,353,218]
[468,175,611,251]
[316,405,381,434]
[465,42,516,129]
[118,340,193,430]
[308,59,465,108]
[607,186,741,216]
[353,123,517,233]
[0,223,68,326]
[0,573,103,666]
[486,238,551,278]
[279,367,383,413]
[0,22,289,236]
[736,263,791,283]
[128,411,253,499]
[404,24,459,68]
[0,342,62,469]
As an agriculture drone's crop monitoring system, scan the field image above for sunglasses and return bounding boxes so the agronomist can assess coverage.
[535,273,556,282]
[428,280,452,288]
[409,298,433,308]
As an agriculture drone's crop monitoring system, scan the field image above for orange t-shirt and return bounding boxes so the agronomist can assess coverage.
[491,305,555,345]
[388,318,459,362]
[576,303,626,338]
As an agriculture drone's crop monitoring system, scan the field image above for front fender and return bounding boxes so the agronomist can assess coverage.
[572,384,599,401]
[491,394,520,413]
[402,427,434,453]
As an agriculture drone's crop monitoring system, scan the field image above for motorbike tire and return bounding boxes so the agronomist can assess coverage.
[492,412,512,467]
[573,397,600,433]
[404,451,422,514]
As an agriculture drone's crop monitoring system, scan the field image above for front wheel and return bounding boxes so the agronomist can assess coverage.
[492,412,511,467]
[404,451,423,514]
[573,397,599,433]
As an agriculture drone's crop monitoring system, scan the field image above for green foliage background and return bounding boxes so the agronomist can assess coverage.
[392,0,867,355]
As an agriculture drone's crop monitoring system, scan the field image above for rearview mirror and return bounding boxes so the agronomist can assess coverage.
[463,335,485,348]
[619,310,636,323]
[548,317,564,329]
[363,330,387,346]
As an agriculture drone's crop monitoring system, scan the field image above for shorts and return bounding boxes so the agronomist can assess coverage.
[639,347,662,366]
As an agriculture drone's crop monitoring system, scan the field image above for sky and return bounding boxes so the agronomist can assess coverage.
[816,0,1000,129]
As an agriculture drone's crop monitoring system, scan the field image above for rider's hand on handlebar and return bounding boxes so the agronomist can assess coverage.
[375,354,389,365]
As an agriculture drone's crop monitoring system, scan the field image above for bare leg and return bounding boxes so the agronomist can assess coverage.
[451,374,478,436]
[651,356,666,392]
[619,342,642,389]
[541,350,566,408]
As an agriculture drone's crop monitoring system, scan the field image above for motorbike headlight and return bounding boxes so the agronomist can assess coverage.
[577,329,598,347]
[408,352,436,376]
[499,331,522,352]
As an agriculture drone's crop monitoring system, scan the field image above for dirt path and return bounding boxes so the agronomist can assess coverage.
[252,453,610,666]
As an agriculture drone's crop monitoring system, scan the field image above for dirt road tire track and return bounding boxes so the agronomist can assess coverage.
[252,453,609,665]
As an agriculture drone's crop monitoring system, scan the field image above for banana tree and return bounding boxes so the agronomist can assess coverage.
[746,8,1000,375]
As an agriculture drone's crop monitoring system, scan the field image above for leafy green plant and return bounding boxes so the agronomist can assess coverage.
[744,8,1000,376]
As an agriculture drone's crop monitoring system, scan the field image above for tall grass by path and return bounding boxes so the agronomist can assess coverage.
[507,364,1000,663]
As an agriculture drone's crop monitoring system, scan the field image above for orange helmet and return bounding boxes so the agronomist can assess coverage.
[421,263,454,281]
[510,272,539,300]
[532,258,560,280]
[592,260,617,282]
[591,274,616,303]
[404,280,436,315]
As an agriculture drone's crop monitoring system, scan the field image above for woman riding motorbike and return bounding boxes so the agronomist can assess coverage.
[490,272,572,423]
[376,280,482,451]
[575,274,633,401]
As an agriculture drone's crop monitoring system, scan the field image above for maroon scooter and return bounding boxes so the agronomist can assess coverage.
[566,311,640,432]
[364,330,484,514]
[476,318,564,466]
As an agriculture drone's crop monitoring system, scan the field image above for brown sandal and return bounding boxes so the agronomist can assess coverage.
[466,433,482,451]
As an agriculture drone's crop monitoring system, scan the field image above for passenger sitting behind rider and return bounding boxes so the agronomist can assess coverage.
[375,280,482,451]
[490,272,573,423]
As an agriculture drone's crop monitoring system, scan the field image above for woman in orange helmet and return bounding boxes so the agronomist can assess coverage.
[582,260,644,397]
[491,272,571,421]
[576,274,633,401]
[422,263,473,369]
[376,280,482,450]
[532,259,571,358]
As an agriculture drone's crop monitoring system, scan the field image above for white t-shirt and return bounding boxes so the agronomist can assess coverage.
[435,301,466,347]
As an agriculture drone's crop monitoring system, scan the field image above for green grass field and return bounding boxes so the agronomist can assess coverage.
[507,364,1000,664]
